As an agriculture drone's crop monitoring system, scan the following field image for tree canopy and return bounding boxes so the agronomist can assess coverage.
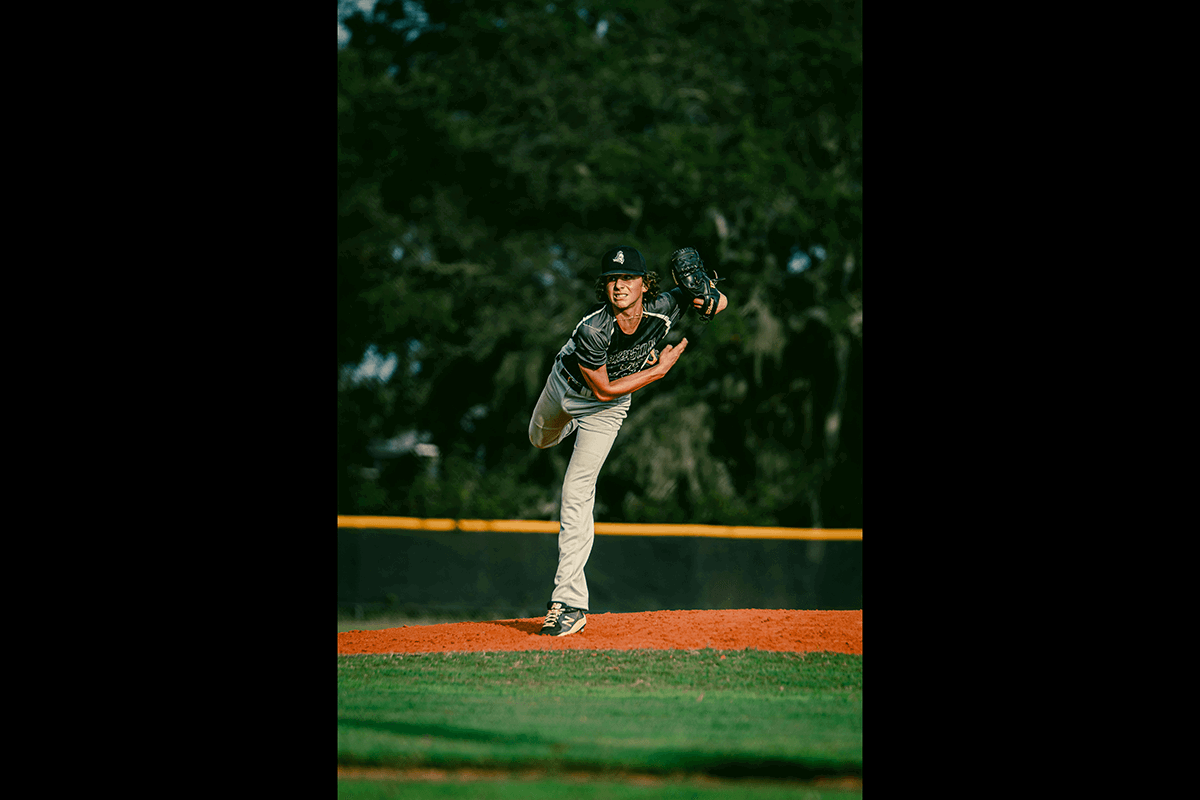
[337,0,862,529]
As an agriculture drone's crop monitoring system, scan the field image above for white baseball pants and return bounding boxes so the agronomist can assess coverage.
[528,363,630,610]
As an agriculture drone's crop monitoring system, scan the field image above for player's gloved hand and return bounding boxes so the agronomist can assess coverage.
[670,247,720,322]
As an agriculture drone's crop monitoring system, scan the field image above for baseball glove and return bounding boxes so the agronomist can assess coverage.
[670,247,720,321]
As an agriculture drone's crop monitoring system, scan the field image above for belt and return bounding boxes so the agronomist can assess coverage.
[557,360,592,397]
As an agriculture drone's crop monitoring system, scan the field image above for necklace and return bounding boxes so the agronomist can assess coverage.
[616,309,642,331]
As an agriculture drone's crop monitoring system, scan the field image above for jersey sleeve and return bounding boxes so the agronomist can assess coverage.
[664,287,687,325]
[572,314,610,369]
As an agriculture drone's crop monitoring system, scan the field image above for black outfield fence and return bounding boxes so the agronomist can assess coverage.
[338,519,862,620]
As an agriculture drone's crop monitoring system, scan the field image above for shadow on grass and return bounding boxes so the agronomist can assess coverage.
[341,717,553,747]
[339,718,860,780]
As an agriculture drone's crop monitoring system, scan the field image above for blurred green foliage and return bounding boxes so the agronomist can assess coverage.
[337,0,862,529]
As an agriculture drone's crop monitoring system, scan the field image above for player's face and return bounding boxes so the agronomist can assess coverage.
[606,274,644,311]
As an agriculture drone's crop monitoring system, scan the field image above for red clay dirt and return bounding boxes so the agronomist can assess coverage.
[338,609,862,655]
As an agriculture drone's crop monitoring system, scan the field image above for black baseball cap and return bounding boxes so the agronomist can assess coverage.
[599,246,647,277]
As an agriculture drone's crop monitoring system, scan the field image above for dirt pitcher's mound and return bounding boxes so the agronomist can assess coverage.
[338,609,862,655]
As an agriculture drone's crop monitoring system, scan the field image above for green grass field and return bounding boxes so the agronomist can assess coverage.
[337,775,862,799]
[338,648,862,798]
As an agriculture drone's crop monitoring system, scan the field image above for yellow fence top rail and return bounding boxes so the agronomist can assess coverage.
[337,515,861,541]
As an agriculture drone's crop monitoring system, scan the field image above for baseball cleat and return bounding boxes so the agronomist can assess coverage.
[539,601,587,636]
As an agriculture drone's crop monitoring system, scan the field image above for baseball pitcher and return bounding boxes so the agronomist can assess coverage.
[528,245,728,635]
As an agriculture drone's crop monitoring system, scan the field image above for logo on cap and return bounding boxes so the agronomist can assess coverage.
[613,251,625,264]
